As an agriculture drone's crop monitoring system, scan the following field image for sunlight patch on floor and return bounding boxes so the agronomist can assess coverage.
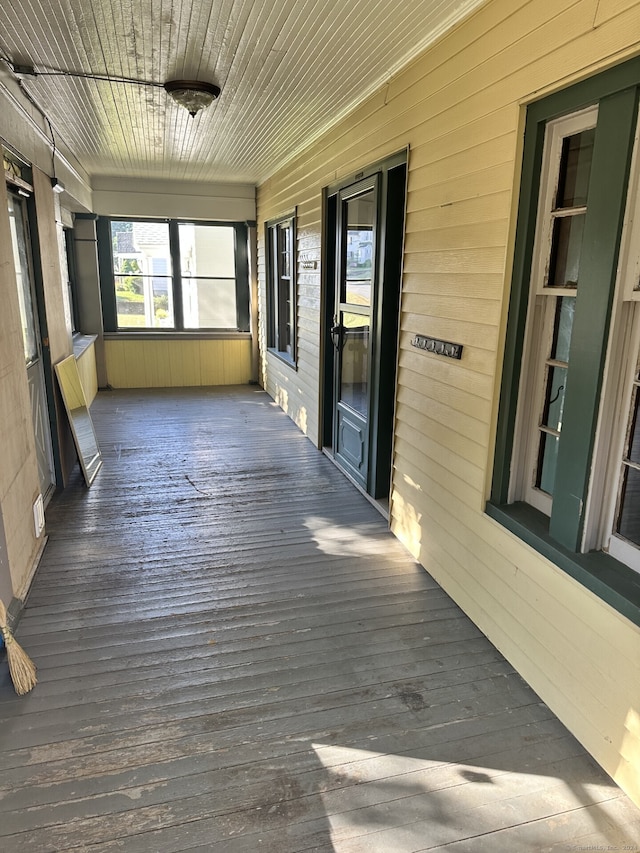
[311,741,622,852]
[303,516,392,557]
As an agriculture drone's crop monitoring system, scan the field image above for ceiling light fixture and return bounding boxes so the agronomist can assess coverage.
[0,57,222,120]
[164,80,221,118]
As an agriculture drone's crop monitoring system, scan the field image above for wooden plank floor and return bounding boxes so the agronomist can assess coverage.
[1,386,639,852]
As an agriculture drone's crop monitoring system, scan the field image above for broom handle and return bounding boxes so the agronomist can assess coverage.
[0,625,14,646]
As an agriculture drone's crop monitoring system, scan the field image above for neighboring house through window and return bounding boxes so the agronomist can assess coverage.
[266,212,296,364]
[98,218,250,333]
[489,57,640,622]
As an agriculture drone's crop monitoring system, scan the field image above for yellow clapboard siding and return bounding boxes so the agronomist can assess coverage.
[407,163,515,213]
[395,400,487,469]
[398,346,495,400]
[401,292,502,327]
[398,330,497,381]
[380,3,590,139]
[400,311,499,352]
[257,0,640,808]
[407,105,517,171]
[393,432,484,511]
[328,10,595,168]
[401,271,505,300]
[405,192,512,230]
[409,132,516,194]
[407,529,637,795]
[105,339,252,388]
[389,471,640,747]
[392,450,640,671]
[396,362,492,423]
[404,517,640,779]
[404,219,509,253]
[385,0,535,100]
[595,0,638,26]
[411,526,617,734]
[398,350,495,416]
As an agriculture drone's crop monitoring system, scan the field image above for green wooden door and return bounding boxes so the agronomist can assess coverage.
[332,177,379,488]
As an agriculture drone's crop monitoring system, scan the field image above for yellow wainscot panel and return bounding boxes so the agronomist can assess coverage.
[200,340,225,386]
[105,338,252,388]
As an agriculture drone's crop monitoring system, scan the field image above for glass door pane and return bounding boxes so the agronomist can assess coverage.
[344,192,374,306]
[7,193,38,364]
[333,177,378,489]
[339,312,370,416]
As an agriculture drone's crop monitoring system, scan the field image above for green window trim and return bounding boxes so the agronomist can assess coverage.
[489,55,640,626]
[265,211,297,368]
[486,503,640,629]
[97,217,251,334]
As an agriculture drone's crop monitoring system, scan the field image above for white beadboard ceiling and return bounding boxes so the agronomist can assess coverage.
[0,0,485,186]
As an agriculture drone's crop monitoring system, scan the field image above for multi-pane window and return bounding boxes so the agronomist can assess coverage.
[179,223,237,329]
[513,108,597,516]
[266,213,296,364]
[100,218,250,333]
[492,72,640,591]
[111,221,173,328]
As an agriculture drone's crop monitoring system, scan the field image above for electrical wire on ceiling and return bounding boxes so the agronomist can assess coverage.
[0,53,64,188]
[0,55,221,117]
[0,54,164,88]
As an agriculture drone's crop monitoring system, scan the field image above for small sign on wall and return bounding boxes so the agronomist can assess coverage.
[411,334,463,360]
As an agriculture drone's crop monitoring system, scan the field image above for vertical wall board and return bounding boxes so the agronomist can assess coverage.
[0,184,42,598]
[104,339,252,389]
[32,169,72,366]
[32,168,76,485]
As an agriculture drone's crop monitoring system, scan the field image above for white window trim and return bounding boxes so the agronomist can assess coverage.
[510,106,598,516]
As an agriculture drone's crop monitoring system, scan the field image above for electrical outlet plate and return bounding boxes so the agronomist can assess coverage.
[33,495,45,538]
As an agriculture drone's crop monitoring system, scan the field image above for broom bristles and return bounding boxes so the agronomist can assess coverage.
[0,599,37,696]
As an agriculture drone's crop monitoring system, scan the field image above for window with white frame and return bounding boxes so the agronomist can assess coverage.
[510,107,597,516]
[266,213,296,364]
[490,62,640,611]
[99,218,250,333]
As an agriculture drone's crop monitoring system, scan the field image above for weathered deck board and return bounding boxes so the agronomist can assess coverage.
[0,386,638,852]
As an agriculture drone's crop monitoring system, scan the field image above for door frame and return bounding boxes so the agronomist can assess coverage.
[6,166,62,499]
[321,149,408,502]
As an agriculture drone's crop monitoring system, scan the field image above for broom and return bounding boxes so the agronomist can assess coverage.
[0,599,37,695]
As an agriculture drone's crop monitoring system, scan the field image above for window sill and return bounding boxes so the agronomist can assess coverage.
[72,333,97,359]
[486,501,640,628]
[267,348,297,370]
[104,331,251,341]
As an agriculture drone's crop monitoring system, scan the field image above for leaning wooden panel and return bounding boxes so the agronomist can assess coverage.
[76,344,98,406]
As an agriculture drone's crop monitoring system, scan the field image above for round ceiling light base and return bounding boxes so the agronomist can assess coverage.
[164,80,221,117]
